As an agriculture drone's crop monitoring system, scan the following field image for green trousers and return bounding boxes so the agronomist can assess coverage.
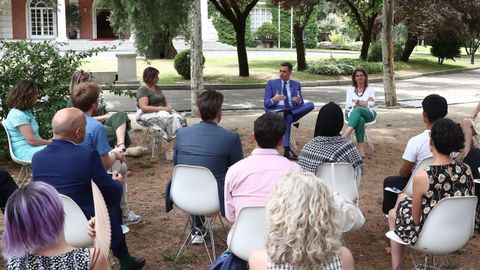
[345,107,376,142]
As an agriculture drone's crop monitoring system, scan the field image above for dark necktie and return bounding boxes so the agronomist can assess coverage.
[283,81,291,108]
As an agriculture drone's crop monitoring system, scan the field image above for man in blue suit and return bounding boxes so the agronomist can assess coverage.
[32,108,145,270]
[173,90,244,244]
[264,62,314,160]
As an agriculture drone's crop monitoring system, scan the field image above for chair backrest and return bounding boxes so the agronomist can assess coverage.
[1,121,30,165]
[229,206,268,261]
[412,196,478,254]
[60,194,93,247]
[316,162,358,202]
[403,156,433,196]
[170,164,220,216]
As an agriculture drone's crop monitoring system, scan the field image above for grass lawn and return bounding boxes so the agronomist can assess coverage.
[80,49,480,85]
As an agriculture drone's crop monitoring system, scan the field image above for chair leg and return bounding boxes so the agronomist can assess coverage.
[175,216,194,262]
[16,165,31,187]
[175,215,216,263]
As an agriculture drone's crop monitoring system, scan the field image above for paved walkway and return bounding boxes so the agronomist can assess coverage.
[104,69,480,113]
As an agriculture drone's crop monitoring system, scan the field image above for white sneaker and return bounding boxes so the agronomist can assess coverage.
[191,233,205,245]
[123,210,142,226]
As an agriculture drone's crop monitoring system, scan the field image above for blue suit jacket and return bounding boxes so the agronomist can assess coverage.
[32,140,123,218]
[174,121,243,214]
[264,78,304,110]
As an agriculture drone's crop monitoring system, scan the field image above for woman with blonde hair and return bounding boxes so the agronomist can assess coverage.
[68,70,132,151]
[249,170,354,270]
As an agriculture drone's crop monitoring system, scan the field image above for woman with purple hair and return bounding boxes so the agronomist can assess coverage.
[2,182,109,270]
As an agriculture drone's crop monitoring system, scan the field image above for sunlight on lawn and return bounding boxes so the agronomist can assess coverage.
[80,51,480,85]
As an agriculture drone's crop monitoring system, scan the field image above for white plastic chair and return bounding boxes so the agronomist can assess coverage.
[316,162,359,203]
[229,206,268,261]
[2,121,31,187]
[60,194,94,247]
[170,164,221,263]
[344,118,376,150]
[386,196,478,269]
[385,157,433,197]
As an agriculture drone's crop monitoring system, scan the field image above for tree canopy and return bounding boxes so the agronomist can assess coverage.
[209,0,259,77]
[97,0,191,59]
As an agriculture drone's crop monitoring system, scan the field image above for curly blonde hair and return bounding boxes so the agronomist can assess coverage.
[69,70,92,94]
[266,170,342,270]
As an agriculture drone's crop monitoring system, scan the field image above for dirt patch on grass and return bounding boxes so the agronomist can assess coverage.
[0,103,478,269]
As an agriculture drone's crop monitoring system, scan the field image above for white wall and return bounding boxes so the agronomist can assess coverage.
[0,1,13,39]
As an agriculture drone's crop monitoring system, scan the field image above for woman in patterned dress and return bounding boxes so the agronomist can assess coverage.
[249,170,354,270]
[2,182,109,270]
[135,67,186,160]
[388,118,475,270]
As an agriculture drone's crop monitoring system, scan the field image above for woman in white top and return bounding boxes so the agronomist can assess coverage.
[342,68,376,157]
[461,101,480,155]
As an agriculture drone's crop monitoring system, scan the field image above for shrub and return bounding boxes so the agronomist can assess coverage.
[367,41,403,62]
[306,58,383,76]
[429,30,462,64]
[254,22,278,42]
[173,49,205,80]
[317,41,362,51]
[0,40,106,158]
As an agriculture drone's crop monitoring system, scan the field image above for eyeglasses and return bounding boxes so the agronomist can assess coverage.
[279,70,289,73]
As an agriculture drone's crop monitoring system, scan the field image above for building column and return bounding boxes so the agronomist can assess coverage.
[56,0,67,40]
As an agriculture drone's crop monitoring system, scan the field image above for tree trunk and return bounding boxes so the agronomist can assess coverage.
[189,0,204,115]
[359,15,377,61]
[382,0,396,107]
[293,23,307,71]
[234,20,250,77]
[400,32,418,62]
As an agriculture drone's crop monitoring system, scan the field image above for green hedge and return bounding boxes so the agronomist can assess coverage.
[367,41,403,62]
[306,58,383,76]
[173,49,205,79]
[317,41,362,51]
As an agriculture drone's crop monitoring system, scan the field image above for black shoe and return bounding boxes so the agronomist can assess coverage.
[284,148,298,160]
[120,257,146,270]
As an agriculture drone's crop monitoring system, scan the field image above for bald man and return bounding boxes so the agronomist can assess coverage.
[32,108,145,270]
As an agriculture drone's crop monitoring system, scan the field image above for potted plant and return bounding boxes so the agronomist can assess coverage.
[254,22,278,48]
[66,3,80,39]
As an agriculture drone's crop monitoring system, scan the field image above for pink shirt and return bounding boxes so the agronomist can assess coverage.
[224,148,301,224]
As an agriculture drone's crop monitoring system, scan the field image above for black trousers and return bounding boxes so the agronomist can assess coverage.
[0,168,18,213]
[382,175,409,214]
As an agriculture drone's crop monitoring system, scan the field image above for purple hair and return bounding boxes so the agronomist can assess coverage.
[2,182,65,259]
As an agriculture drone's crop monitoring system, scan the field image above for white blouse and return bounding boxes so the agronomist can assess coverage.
[345,85,375,110]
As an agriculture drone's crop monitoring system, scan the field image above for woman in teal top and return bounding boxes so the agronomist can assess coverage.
[5,79,51,161]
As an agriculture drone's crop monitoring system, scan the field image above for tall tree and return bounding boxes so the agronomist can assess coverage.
[272,0,318,71]
[97,0,191,59]
[209,0,259,77]
[329,0,382,60]
[382,0,396,106]
[190,0,204,115]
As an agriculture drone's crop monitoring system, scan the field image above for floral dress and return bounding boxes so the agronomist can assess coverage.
[394,161,475,245]
[7,248,91,269]
[267,254,342,270]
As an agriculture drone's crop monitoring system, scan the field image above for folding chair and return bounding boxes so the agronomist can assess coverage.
[141,126,163,159]
[229,206,268,261]
[384,157,433,197]
[316,162,359,203]
[386,196,477,269]
[2,121,31,187]
[170,165,221,263]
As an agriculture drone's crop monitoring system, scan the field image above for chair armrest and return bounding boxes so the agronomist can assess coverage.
[385,231,407,245]
[384,187,401,193]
